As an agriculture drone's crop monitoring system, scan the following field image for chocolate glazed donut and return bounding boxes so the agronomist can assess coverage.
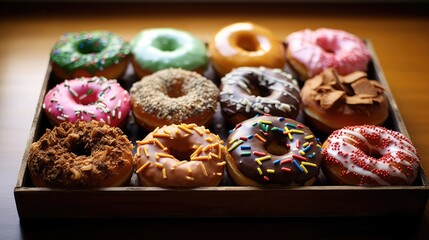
[219,67,301,126]
[225,116,323,186]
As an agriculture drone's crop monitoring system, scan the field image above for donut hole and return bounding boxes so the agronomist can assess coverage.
[237,33,260,52]
[368,150,383,159]
[76,38,106,54]
[250,83,272,97]
[152,36,180,52]
[265,139,289,156]
[168,147,194,162]
[166,83,186,98]
[70,142,91,157]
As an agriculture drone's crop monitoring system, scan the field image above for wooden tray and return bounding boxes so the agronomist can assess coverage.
[14,41,429,219]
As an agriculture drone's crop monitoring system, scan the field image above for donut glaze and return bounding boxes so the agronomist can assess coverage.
[43,76,131,127]
[322,125,420,186]
[130,68,219,131]
[27,121,134,188]
[220,67,301,126]
[285,28,371,80]
[134,123,226,187]
[209,22,286,77]
[225,116,323,186]
[50,31,130,80]
[131,28,208,77]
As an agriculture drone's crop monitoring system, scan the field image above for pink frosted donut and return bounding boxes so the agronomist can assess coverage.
[322,125,420,186]
[43,76,131,127]
[285,28,371,80]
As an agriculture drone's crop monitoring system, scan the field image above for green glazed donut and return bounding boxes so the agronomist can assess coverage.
[130,28,208,77]
[50,31,130,80]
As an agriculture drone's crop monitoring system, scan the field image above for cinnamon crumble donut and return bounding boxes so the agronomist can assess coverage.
[27,120,134,188]
[130,68,219,131]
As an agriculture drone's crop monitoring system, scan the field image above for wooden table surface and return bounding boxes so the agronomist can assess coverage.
[1,2,428,239]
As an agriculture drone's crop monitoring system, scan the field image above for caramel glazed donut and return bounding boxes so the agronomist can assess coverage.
[130,68,219,131]
[225,115,323,186]
[220,66,301,126]
[322,125,420,186]
[27,121,134,188]
[134,123,226,187]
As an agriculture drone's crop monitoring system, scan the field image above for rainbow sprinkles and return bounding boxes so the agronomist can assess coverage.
[225,115,323,185]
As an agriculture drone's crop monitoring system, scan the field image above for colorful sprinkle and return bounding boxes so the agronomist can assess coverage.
[293,160,304,172]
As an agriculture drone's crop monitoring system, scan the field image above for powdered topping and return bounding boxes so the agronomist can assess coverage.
[226,115,323,185]
[304,69,385,110]
[220,67,301,125]
[323,125,420,186]
[43,76,131,127]
[27,121,134,188]
[130,68,219,124]
[134,123,226,187]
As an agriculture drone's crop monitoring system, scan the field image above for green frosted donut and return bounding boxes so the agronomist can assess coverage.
[130,28,208,74]
[50,31,130,78]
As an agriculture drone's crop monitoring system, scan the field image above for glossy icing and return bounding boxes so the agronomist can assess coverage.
[226,116,323,185]
[286,28,371,78]
[209,22,286,77]
[134,124,226,187]
[323,125,420,186]
[43,76,131,127]
[130,28,208,72]
[50,31,130,75]
[220,67,301,126]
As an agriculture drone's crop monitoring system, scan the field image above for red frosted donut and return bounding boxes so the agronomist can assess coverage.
[285,28,371,80]
[43,76,131,127]
[322,125,420,186]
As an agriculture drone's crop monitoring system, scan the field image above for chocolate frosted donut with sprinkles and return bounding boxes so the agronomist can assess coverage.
[43,76,131,127]
[219,67,301,126]
[225,115,323,186]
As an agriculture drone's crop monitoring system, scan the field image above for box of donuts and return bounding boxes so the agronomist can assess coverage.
[14,23,429,219]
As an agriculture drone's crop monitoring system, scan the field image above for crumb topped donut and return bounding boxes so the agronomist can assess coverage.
[322,125,420,186]
[220,67,301,126]
[130,68,219,131]
[134,123,226,187]
[300,69,388,134]
[27,121,134,188]
[225,115,323,186]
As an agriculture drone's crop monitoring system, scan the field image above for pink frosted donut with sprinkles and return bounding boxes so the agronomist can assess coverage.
[322,125,420,186]
[225,115,323,186]
[285,28,371,80]
[43,76,130,127]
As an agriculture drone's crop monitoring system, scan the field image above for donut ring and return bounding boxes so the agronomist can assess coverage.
[43,76,131,127]
[322,125,420,186]
[300,69,388,134]
[220,67,301,127]
[27,121,134,188]
[209,22,286,77]
[225,115,323,186]
[50,31,130,80]
[285,28,371,80]
[130,68,219,131]
[130,28,208,78]
[134,123,226,187]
